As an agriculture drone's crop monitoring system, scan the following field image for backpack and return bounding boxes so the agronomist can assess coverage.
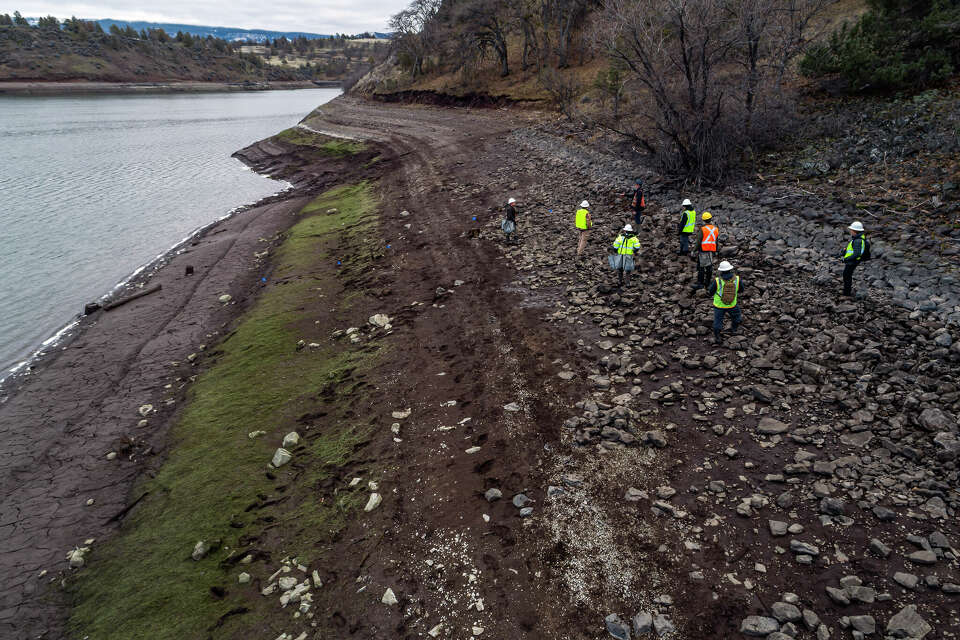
[720,277,738,305]
[860,237,871,261]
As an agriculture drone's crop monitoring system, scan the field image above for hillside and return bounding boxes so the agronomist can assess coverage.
[0,18,383,84]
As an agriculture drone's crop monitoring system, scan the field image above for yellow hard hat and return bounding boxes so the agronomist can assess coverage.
[702,212,712,221]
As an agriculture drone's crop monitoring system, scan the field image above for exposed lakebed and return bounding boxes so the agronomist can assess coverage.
[0,87,339,374]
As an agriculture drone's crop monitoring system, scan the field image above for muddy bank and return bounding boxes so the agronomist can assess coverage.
[0,100,379,638]
[372,87,544,108]
[0,80,338,96]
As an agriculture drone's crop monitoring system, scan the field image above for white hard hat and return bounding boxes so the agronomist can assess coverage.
[580,200,590,208]
[623,224,633,232]
[718,261,734,272]
[508,197,516,204]
[682,198,692,207]
[848,220,864,232]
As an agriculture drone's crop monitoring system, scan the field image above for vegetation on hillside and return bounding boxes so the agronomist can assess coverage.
[800,0,960,91]
[0,11,384,83]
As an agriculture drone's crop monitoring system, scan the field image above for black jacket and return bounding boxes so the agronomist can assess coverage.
[505,204,517,223]
[628,186,644,213]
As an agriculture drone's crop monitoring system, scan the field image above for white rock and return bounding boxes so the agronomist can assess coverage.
[248,430,267,439]
[349,477,362,487]
[68,548,85,568]
[191,540,210,561]
[105,451,117,460]
[364,493,382,512]
[472,627,485,636]
[369,314,391,328]
[368,481,379,491]
[238,572,251,584]
[218,294,232,303]
[465,446,481,454]
[85,498,94,506]
[503,402,521,412]
[278,576,298,590]
[282,432,300,448]
[428,624,444,638]
[311,569,323,588]
[261,583,277,596]
[271,448,292,468]
[382,588,398,605]
[391,423,401,434]
[392,408,411,419]
[138,404,153,417]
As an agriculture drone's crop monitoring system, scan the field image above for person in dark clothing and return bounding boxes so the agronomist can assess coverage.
[502,197,519,243]
[677,198,696,255]
[706,261,743,345]
[623,178,645,227]
[840,220,869,297]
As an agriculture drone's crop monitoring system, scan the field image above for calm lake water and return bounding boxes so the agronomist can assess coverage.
[0,87,339,376]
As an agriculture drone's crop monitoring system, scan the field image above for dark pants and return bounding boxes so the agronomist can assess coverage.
[633,210,644,226]
[714,306,742,336]
[843,262,857,296]
[679,233,691,254]
[697,265,712,287]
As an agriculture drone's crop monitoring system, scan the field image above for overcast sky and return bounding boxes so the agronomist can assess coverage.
[1,1,410,33]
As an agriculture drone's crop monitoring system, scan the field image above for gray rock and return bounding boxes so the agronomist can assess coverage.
[886,605,932,638]
[769,520,789,536]
[771,602,802,622]
[790,540,820,556]
[191,540,210,561]
[484,488,503,502]
[512,493,532,508]
[826,586,850,605]
[758,417,790,435]
[605,613,631,640]
[802,609,820,631]
[740,616,779,636]
[869,538,891,558]
[908,550,937,565]
[893,572,919,589]
[632,612,652,634]
[652,614,675,636]
[849,615,876,634]
[918,407,954,432]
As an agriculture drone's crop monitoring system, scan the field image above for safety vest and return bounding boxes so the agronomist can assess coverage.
[713,276,740,309]
[575,208,590,230]
[613,234,640,255]
[843,234,867,260]
[682,209,696,233]
[701,224,718,251]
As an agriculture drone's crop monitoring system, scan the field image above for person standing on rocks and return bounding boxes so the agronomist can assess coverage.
[502,197,519,244]
[840,220,870,297]
[575,200,593,258]
[610,223,640,287]
[623,178,645,227]
[706,261,742,345]
[693,212,719,291]
[677,198,696,255]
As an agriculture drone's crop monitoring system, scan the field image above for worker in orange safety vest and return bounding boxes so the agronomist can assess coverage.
[692,212,719,290]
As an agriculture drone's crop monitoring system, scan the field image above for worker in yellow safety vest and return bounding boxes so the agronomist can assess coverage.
[677,198,696,255]
[706,261,743,346]
[610,223,640,287]
[575,200,593,258]
[693,212,719,290]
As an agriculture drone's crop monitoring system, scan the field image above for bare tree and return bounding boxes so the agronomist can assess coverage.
[390,0,441,77]
[542,0,590,68]
[454,0,513,77]
[595,0,831,181]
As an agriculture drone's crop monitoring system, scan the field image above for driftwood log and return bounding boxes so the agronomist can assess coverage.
[102,283,162,312]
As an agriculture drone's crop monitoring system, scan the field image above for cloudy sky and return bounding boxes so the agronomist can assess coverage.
[2,1,410,33]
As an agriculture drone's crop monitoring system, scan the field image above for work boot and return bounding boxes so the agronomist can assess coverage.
[713,331,723,346]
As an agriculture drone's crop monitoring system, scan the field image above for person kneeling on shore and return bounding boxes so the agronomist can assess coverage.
[706,261,743,345]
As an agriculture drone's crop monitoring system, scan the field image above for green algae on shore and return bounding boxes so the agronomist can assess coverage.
[68,183,380,640]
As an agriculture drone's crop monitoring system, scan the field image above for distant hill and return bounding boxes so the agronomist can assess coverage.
[23,17,391,43]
